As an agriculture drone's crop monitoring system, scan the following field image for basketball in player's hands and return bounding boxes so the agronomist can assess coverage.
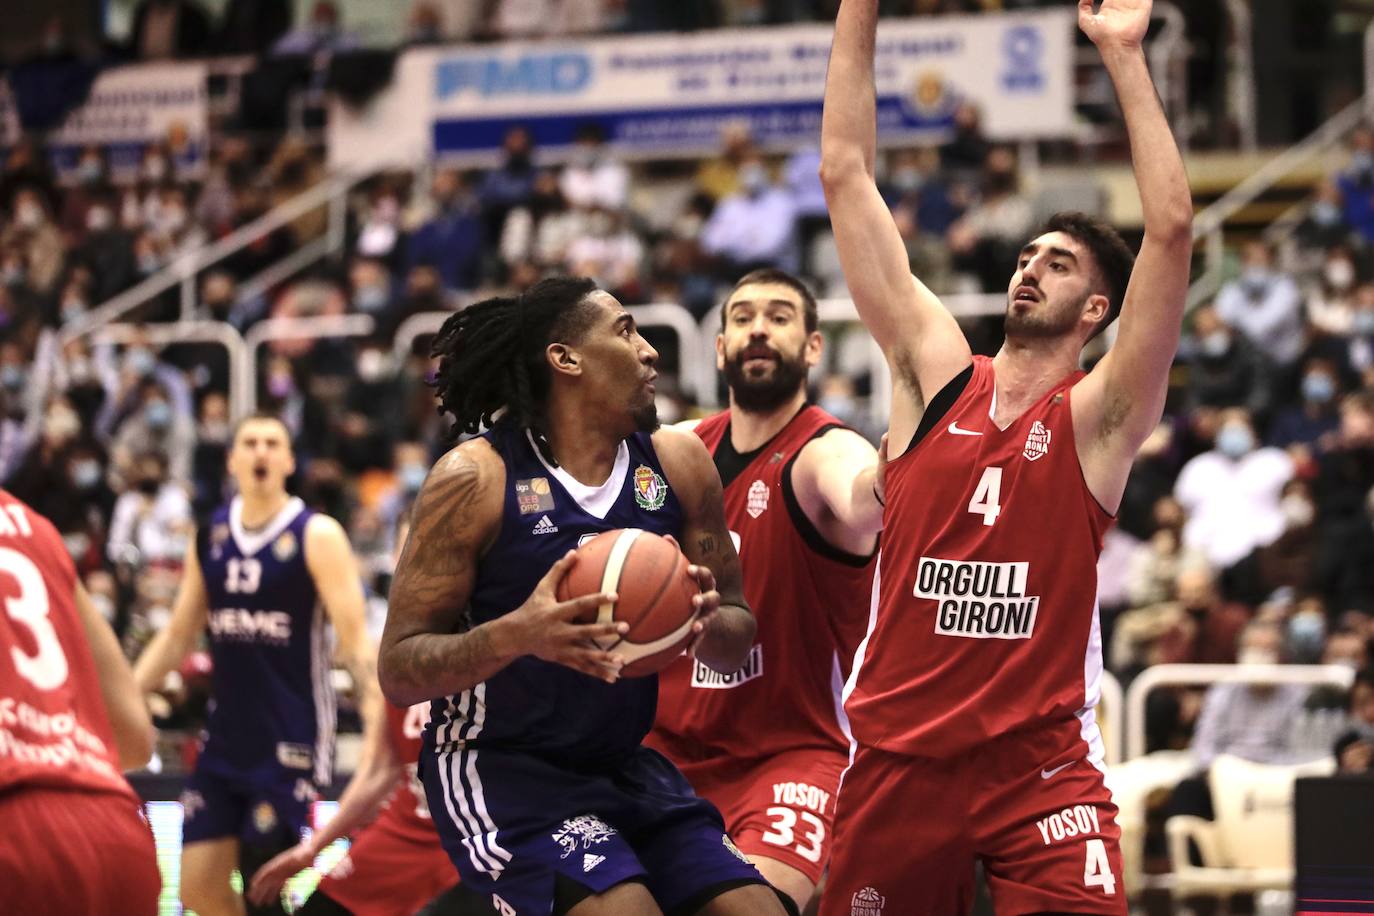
[556,529,700,678]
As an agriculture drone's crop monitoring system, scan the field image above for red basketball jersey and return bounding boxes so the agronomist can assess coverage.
[0,489,136,800]
[377,700,437,842]
[650,406,876,761]
[845,357,1113,758]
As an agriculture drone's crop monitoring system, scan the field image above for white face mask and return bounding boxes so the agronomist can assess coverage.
[1325,259,1356,290]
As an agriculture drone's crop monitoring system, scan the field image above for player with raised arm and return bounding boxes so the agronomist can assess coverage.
[134,413,381,916]
[247,518,462,916]
[647,268,882,914]
[817,1,1192,913]
[379,277,788,916]
[0,489,161,914]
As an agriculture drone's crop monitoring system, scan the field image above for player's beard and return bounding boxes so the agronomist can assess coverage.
[1003,289,1087,340]
[631,400,660,433]
[724,341,808,413]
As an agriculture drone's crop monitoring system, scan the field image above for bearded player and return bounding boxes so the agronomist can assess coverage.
[0,489,161,914]
[647,268,882,913]
[135,414,381,916]
[817,0,1192,913]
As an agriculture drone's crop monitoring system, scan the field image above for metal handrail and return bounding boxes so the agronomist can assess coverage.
[239,314,377,415]
[1124,663,1354,761]
[1185,96,1367,309]
[392,310,455,364]
[94,321,247,417]
[1223,0,1258,152]
[60,171,366,345]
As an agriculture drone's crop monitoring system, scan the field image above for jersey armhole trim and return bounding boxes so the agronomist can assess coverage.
[901,362,975,457]
[781,424,878,569]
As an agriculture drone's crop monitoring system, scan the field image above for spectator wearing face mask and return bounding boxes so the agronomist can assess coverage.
[1215,239,1306,373]
[1345,283,1374,388]
[107,450,192,569]
[1175,407,1294,569]
[1228,479,1321,607]
[337,345,402,473]
[700,153,799,275]
[406,167,484,292]
[2,186,65,296]
[479,126,539,242]
[1184,305,1274,423]
[559,123,629,212]
[71,191,137,303]
[1268,356,1343,455]
[1314,393,1374,614]
[376,440,429,542]
[97,341,193,441]
[945,146,1035,292]
[565,206,644,300]
[111,379,195,485]
[271,0,360,55]
[1333,667,1374,774]
[1306,245,1361,337]
[347,255,397,325]
[1297,179,1356,254]
[1337,126,1374,244]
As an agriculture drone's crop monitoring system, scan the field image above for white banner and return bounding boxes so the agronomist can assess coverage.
[1,62,208,176]
[330,10,1075,171]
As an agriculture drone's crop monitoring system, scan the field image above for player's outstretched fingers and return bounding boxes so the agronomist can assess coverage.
[564,647,625,683]
[570,619,629,645]
[553,590,619,621]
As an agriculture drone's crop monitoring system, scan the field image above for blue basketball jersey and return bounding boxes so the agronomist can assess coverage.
[197,496,334,785]
[424,423,686,768]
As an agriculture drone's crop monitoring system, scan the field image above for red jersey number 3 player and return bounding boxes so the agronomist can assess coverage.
[818,1,1192,914]
[648,269,883,914]
[0,489,162,914]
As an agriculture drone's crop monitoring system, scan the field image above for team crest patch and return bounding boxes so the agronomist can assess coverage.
[633,465,667,511]
[272,531,297,561]
[552,814,616,859]
[252,801,278,834]
[851,887,885,916]
[1023,420,1051,462]
[515,477,555,515]
[746,480,769,519]
[722,834,750,864]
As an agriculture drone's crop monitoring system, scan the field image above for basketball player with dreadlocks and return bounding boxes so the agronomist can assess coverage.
[647,268,883,914]
[379,277,790,916]
[817,1,1191,913]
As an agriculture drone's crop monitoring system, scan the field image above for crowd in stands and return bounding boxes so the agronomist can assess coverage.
[0,23,1373,856]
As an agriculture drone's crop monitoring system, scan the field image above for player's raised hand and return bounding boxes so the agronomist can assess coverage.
[503,550,628,683]
[247,842,315,906]
[1078,0,1151,50]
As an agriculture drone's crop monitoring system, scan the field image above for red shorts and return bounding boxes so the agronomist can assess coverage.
[821,719,1127,916]
[676,748,847,885]
[0,786,161,915]
[316,812,459,916]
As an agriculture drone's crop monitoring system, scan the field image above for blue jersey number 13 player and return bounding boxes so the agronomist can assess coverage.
[380,277,792,916]
[135,414,380,916]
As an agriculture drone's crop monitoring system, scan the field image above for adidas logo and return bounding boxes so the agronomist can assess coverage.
[532,515,559,535]
[583,853,605,872]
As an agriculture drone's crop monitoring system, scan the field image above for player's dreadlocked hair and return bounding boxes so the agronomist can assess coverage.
[430,276,601,436]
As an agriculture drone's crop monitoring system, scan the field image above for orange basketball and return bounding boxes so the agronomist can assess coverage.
[556,528,700,678]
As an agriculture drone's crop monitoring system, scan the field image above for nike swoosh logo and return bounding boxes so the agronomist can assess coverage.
[1041,761,1074,780]
[947,422,983,437]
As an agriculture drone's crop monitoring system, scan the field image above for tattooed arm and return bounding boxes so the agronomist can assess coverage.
[379,440,628,706]
[653,426,756,673]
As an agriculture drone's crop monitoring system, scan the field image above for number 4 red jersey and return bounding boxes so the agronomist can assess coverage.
[0,489,137,801]
[845,357,1114,759]
[379,700,437,841]
[650,405,876,761]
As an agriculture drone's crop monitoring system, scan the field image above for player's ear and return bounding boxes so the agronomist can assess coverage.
[1084,293,1109,327]
[804,330,823,369]
[715,334,726,372]
[547,342,581,378]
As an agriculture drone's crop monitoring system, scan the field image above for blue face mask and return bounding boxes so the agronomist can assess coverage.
[1312,200,1343,227]
[1302,372,1336,404]
[1353,150,1374,175]
[1216,423,1255,459]
[1242,266,1271,290]
[127,348,156,377]
[0,365,25,390]
[1201,330,1231,358]
[400,463,427,492]
[71,459,101,490]
[1287,613,1326,662]
[145,401,172,430]
[353,285,389,313]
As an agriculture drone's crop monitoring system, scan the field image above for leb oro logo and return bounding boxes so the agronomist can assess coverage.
[633,465,667,511]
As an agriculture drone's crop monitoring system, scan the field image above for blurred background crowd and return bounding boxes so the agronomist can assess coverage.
[1,0,1373,907]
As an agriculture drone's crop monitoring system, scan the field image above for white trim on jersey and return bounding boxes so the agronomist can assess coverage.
[1076,598,1109,774]
[837,553,882,792]
[437,684,513,878]
[526,429,629,520]
[228,495,307,557]
[310,601,336,786]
